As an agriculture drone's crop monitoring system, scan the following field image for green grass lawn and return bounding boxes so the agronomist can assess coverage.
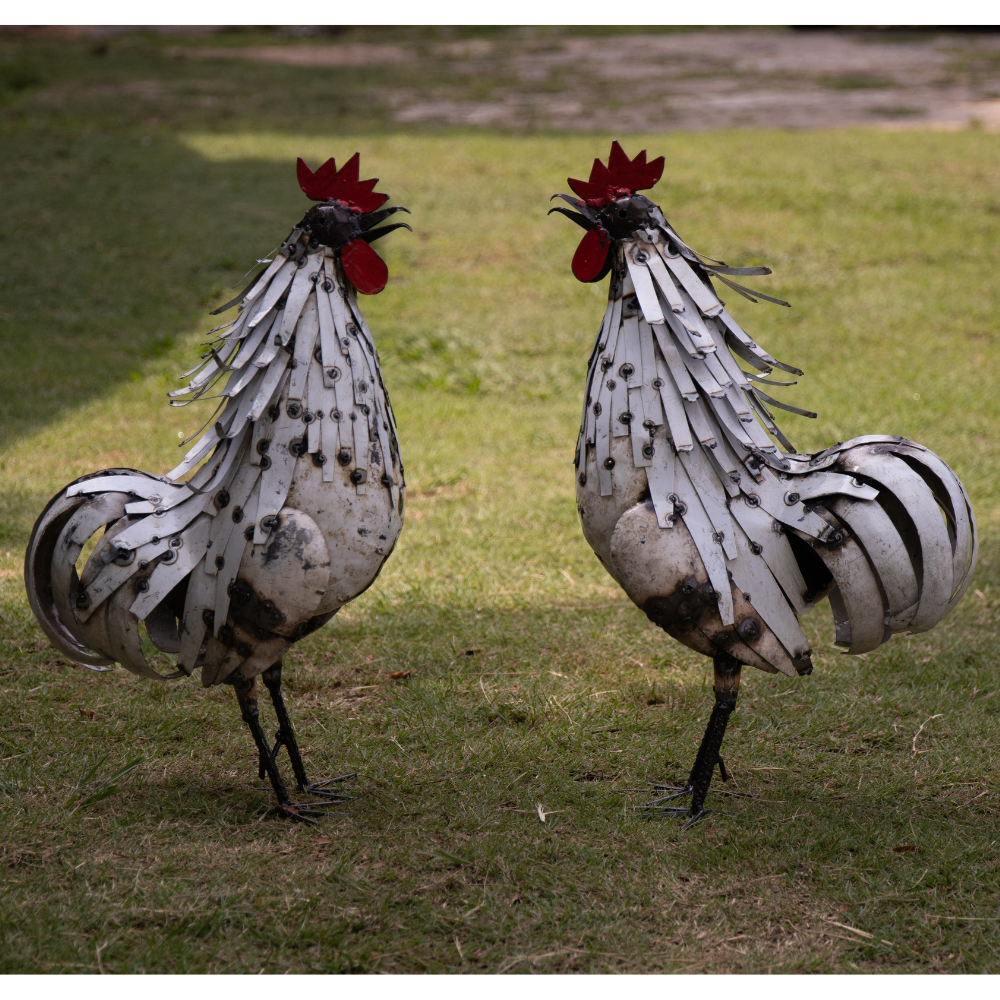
[1,33,1000,973]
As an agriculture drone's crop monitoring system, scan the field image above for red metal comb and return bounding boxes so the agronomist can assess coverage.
[568,141,664,208]
[296,153,389,213]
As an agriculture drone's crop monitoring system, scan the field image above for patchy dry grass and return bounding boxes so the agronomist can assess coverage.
[1,34,999,974]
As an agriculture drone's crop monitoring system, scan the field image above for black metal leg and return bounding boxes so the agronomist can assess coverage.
[685,653,742,823]
[261,661,310,791]
[233,675,292,806]
[231,675,345,825]
[259,661,358,799]
[638,652,751,828]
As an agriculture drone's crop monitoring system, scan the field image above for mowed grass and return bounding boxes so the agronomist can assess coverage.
[2,36,1000,973]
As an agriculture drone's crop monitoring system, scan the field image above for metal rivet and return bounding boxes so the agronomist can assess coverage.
[619,363,634,379]
[287,401,302,419]
[738,618,761,641]
[138,560,149,571]
[750,541,763,555]
[618,411,632,425]
[169,536,182,548]
[331,410,342,422]
[592,402,602,416]
[745,494,761,508]
[642,444,654,459]
[350,469,364,484]
[358,381,368,393]
[161,549,176,564]
[256,439,270,455]
[259,455,271,470]
[606,379,617,391]
[215,489,230,509]
[261,515,278,531]
[231,506,243,523]
[652,378,663,389]
[338,449,352,466]
[312,453,327,467]
[784,491,800,506]
[381,474,392,487]
[603,457,615,470]
[202,609,215,627]
[578,473,587,486]
[244,525,255,541]
[215,555,225,569]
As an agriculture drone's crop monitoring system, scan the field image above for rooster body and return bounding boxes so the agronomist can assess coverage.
[25,155,408,820]
[556,143,977,823]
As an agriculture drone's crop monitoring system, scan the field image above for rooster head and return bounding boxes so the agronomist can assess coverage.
[295,153,411,294]
[550,141,666,283]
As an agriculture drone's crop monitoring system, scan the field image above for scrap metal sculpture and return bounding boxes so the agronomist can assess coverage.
[552,142,977,826]
[25,153,409,822]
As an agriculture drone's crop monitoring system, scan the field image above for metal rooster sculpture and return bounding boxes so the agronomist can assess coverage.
[552,142,977,826]
[25,153,409,822]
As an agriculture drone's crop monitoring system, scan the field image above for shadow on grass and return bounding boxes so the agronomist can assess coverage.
[0,131,303,446]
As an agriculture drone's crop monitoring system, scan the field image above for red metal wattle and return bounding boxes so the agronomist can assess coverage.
[341,239,389,295]
[572,228,611,282]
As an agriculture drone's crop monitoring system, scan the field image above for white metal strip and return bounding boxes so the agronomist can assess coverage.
[727,522,808,670]
[661,248,723,318]
[679,445,737,560]
[249,260,296,327]
[130,514,212,619]
[652,325,699,401]
[248,348,291,423]
[215,480,261,635]
[644,425,677,528]
[674,460,734,625]
[287,295,320,401]
[728,494,809,615]
[625,249,664,326]
[277,263,316,346]
[655,354,693,452]
[628,386,650,467]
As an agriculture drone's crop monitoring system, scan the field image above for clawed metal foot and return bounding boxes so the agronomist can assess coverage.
[304,772,358,799]
[259,799,344,826]
[234,664,354,824]
[634,654,753,830]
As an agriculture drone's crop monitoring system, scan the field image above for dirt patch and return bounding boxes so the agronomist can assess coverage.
[167,44,412,68]
[172,29,1000,132]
